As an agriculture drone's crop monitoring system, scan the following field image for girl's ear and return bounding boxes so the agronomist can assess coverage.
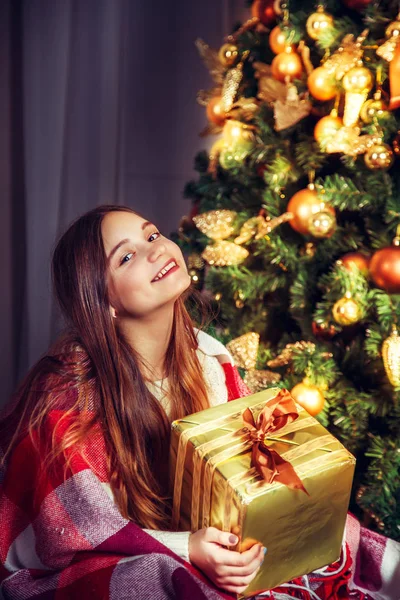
[110,305,117,319]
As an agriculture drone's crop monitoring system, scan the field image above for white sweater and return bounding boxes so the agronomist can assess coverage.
[144,330,233,561]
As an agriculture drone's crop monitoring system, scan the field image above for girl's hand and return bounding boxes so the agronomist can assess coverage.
[188,527,266,594]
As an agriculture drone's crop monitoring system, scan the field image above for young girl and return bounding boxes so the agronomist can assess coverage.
[0,205,398,600]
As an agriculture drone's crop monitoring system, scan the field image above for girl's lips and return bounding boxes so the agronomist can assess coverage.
[151,260,179,282]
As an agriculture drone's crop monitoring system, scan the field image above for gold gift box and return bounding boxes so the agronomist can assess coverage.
[170,388,356,597]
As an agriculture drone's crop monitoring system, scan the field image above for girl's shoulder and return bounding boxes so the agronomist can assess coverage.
[195,329,234,365]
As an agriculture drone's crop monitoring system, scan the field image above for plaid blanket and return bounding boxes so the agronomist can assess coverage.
[0,363,399,600]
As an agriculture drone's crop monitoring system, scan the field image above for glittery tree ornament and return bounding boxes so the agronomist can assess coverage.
[226,332,281,392]
[324,126,382,156]
[221,51,249,112]
[193,210,237,240]
[306,5,333,41]
[332,292,362,326]
[376,14,400,63]
[364,141,394,171]
[267,341,316,367]
[201,241,249,266]
[382,325,400,387]
[254,212,294,239]
[234,216,265,244]
[342,64,374,127]
[322,30,367,81]
[227,332,260,370]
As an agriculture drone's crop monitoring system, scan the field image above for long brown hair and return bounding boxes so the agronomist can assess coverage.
[1,205,211,529]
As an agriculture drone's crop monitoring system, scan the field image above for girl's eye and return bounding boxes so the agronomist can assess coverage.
[120,252,134,265]
[148,231,161,242]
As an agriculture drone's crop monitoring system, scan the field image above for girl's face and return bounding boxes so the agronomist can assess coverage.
[101,211,191,320]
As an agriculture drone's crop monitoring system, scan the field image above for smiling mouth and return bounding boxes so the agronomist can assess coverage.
[152,260,178,282]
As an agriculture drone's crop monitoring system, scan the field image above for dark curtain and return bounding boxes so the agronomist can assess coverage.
[0,0,247,406]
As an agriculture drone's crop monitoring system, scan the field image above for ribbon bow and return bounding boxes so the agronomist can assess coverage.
[242,389,308,494]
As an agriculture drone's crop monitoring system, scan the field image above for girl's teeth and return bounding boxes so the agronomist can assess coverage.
[154,261,176,281]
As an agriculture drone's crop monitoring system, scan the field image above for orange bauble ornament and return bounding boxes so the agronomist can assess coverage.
[308,67,337,101]
[314,114,343,145]
[340,252,370,275]
[251,0,276,26]
[271,47,303,82]
[269,26,290,54]
[206,96,226,126]
[287,184,336,236]
[291,381,325,416]
[369,243,400,293]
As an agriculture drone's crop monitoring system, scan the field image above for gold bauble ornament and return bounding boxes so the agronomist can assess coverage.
[271,46,303,82]
[201,241,249,266]
[218,43,240,67]
[206,96,226,126]
[342,66,374,127]
[369,240,400,293]
[382,325,400,387]
[364,142,394,171]
[287,184,336,237]
[193,209,237,240]
[306,6,334,41]
[332,293,361,326]
[314,114,343,146]
[360,95,389,124]
[307,67,337,101]
[269,26,290,55]
[290,380,325,416]
[308,207,337,238]
[342,66,374,94]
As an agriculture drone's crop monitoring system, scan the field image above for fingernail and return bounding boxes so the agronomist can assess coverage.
[229,534,238,544]
[263,547,267,555]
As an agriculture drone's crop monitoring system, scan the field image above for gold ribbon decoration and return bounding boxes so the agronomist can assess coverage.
[241,389,308,494]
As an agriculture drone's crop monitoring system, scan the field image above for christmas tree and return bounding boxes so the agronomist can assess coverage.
[175,0,400,540]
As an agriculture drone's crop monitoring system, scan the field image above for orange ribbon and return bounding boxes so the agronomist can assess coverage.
[241,389,308,494]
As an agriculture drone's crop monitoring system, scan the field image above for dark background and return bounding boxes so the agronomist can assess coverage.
[0,0,248,406]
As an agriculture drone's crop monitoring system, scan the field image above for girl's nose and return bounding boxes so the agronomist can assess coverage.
[148,242,167,263]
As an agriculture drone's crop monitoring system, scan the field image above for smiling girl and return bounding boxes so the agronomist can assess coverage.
[1,206,398,600]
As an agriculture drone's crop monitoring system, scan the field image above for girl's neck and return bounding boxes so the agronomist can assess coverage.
[118,306,174,381]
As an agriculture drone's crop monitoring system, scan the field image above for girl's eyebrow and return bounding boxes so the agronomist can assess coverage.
[107,239,130,264]
[107,222,155,263]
